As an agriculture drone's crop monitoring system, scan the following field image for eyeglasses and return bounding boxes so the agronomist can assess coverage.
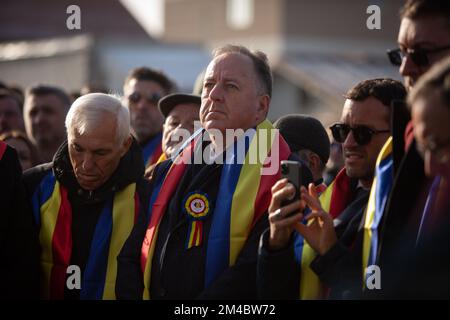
[330,123,390,146]
[127,92,162,105]
[416,138,450,164]
[387,44,450,67]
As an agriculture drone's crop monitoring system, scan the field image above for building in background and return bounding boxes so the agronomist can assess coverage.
[0,0,210,94]
[0,0,403,126]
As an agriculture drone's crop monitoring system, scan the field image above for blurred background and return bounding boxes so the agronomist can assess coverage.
[0,0,404,126]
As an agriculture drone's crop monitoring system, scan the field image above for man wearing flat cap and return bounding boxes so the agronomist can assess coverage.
[144,93,200,180]
[274,114,330,191]
[158,93,201,160]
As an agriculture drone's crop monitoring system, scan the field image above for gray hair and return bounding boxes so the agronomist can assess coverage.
[212,44,273,97]
[65,93,130,144]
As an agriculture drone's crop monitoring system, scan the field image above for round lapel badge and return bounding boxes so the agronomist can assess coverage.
[184,192,210,219]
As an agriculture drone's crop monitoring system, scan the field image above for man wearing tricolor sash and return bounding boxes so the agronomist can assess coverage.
[368,0,450,298]
[257,79,406,299]
[380,57,450,298]
[23,93,150,299]
[116,45,313,299]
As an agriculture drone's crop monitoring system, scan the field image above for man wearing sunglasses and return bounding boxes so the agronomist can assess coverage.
[370,0,450,298]
[387,0,450,92]
[123,67,175,168]
[258,78,406,299]
[380,58,450,298]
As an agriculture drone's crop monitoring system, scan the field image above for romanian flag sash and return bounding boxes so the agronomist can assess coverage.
[296,168,353,299]
[362,137,393,286]
[140,120,291,299]
[142,132,163,167]
[31,171,139,299]
[0,141,7,160]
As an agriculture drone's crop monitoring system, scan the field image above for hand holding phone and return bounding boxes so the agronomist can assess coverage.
[280,160,302,210]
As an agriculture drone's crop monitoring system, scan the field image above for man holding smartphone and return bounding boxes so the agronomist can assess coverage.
[257,78,406,299]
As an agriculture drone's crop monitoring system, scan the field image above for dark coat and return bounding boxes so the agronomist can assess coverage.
[22,139,150,299]
[116,146,313,300]
[374,104,434,298]
[0,143,40,299]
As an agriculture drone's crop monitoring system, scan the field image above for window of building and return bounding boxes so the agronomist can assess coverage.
[226,0,254,30]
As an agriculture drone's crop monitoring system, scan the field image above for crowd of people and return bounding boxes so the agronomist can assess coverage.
[0,0,449,300]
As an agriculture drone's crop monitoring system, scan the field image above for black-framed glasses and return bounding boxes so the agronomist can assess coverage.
[127,92,162,105]
[330,123,390,146]
[387,44,450,67]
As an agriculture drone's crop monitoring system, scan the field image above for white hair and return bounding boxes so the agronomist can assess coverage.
[65,93,130,144]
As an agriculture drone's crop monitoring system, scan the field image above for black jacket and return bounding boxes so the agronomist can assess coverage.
[22,139,150,299]
[116,144,313,300]
[374,104,433,298]
[257,180,369,300]
[0,143,39,299]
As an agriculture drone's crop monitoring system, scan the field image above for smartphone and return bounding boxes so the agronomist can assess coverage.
[280,160,302,211]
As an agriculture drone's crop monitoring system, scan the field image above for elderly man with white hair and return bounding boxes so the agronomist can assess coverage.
[23,93,150,300]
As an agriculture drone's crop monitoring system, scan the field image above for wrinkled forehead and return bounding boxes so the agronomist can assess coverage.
[26,94,63,109]
[398,17,450,48]
[204,53,255,81]
[340,98,390,127]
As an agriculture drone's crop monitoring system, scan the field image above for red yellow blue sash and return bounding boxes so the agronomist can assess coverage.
[31,172,139,299]
[142,132,163,167]
[362,137,393,286]
[0,141,7,160]
[295,168,353,299]
[140,120,291,299]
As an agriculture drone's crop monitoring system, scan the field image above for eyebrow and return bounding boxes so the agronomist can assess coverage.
[73,143,111,153]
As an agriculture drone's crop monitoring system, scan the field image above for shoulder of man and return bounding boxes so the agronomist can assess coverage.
[0,144,22,179]
[22,162,53,198]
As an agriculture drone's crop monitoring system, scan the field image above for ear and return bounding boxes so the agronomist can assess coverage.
[256,94,270,121]
[308,153,322,174]
[120,135,133,157]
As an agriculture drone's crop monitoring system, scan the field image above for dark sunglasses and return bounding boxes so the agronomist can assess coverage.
[127,92,162,104]
[387,44,450,67]
[330,123,390,146]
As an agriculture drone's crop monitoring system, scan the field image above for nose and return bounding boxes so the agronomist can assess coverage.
[399,53,419,78]
[82,153,95,171]
[135,98,148,112]
[424,151,439,178]
[343,130,358,148]
[32,111,44,125]
[208,83,224,103]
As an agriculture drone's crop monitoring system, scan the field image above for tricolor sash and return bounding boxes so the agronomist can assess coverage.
[296,168,353,299]
[0,141,7,160]
[142,132,163,167]
[416,175,442,245]
[31,172,139,299]
[362,137,393,286]
[140,120,291,299]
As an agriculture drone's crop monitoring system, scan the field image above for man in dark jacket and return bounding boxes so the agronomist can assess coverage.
[116,45,313,300]
[23,93,150,300]
[0,141,39,299]
[257,78,406,299]
[369,0,450,299]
